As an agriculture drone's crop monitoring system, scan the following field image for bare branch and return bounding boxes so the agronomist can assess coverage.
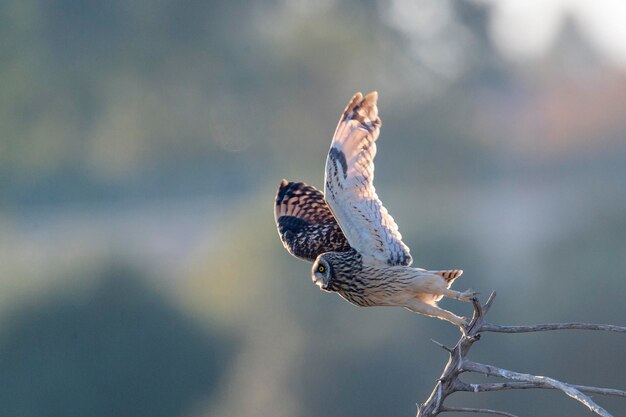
[481,322,626,334]
[457,381,626,398]
[440,406,518,417]
[417,296,490,416]
[462,361,613,417]
[415,294,625,417]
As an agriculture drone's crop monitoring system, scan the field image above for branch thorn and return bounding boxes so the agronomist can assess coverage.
[430,338,452,353]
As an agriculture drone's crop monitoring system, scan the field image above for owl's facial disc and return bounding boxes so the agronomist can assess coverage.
[312,258,331,290]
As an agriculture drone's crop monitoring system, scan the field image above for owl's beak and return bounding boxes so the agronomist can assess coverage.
[312,274,327,290]
[313,277,322,288]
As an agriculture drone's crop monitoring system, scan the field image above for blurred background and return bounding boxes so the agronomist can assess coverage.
[1,0,626,416]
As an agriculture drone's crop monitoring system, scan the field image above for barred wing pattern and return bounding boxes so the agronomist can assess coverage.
[324,92,412,266]
[274,180,352,263]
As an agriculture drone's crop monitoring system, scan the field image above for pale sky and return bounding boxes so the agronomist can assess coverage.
[483,0,626,66]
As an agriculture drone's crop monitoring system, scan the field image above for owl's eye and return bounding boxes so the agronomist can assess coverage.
[317,264,326,273]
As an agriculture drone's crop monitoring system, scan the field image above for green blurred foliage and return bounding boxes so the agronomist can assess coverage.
[0,264,234,417]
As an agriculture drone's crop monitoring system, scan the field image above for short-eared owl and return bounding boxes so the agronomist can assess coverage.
[274,92,475,329]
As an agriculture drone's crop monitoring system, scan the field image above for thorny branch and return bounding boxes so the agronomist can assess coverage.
[415,292,626,417]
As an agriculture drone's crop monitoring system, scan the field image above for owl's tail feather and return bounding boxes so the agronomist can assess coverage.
[434,269,463,287]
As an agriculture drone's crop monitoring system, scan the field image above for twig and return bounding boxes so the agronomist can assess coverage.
[440,406,518,417]
[462,361,613,417]
[431,339,453,353]
[481,322,626,334]
[482,291,497,315]
[457,381,626,398]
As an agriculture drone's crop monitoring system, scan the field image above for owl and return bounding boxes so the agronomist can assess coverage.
[274,91,476,329]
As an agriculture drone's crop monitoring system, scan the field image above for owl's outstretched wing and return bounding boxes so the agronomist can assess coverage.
[324,91,412,266]
[274,180,352,263]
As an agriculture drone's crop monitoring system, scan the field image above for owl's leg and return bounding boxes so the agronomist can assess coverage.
[412,274,478,302]
[404,299,467,328]
[440,288,479,302]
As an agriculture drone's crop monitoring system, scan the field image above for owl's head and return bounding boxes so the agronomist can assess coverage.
[311,254,333,291]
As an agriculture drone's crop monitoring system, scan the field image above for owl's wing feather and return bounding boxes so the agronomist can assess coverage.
[275,180,352,263]
[324,92,412,266]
